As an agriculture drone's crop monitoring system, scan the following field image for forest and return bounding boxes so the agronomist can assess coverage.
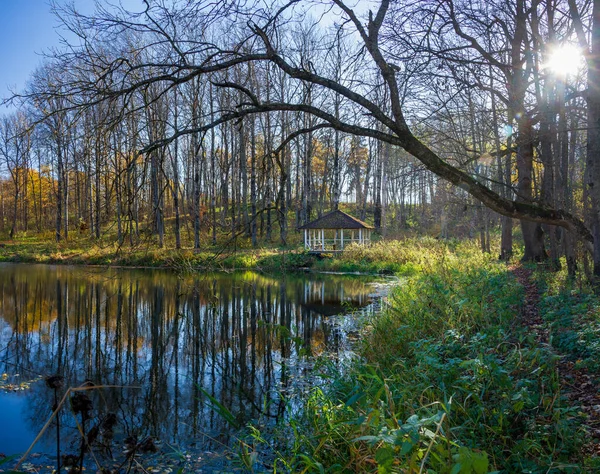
[0,0,593,271]
[2,0,600,472]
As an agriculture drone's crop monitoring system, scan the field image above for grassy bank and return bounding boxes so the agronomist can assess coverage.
[0,235,288,270]
[0,234,467,275]
[260,248,597,472]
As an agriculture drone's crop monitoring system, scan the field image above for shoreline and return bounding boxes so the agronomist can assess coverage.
[0,241,404,276]
[0,253,397,277]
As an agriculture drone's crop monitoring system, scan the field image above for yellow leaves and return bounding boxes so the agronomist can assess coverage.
[0,374,42,392]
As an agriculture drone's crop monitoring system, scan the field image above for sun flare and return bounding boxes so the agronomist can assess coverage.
[545,44,583,77]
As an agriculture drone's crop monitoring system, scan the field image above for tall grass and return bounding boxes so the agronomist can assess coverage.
[313,237,486,275]
[275,246,584,473]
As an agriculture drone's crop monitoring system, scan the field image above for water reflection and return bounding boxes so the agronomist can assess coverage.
[0,264,376,456]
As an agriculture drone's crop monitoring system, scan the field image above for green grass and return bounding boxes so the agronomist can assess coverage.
[534,267,600,375]
[256,248,590,473]
[0,234,286,270]
[0,233,463,275]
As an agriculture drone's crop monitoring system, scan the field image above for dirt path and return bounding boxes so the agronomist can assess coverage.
[510,265,600,458]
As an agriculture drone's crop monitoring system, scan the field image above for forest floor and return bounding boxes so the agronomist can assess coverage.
[512,265,600,460]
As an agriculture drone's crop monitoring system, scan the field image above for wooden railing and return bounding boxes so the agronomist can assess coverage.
[305,238,370,251]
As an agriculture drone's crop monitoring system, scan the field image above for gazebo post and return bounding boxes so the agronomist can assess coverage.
[304,229,308,249]
[341,229,344,249]
[321,228,325,250]
[359,228,363,244]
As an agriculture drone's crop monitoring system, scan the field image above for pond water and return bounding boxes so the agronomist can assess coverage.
[0,263,381,468]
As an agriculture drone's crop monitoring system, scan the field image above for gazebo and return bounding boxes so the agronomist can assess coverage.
[298,210,373,253]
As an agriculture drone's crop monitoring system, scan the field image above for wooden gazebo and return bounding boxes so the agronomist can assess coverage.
[298,210,373,253]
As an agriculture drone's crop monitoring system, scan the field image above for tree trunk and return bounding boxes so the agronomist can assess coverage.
[588,0,600,283]
[517,117,547,261]
[172,90,181,250]
[56,139,63,242]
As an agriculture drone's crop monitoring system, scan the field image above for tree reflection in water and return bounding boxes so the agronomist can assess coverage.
[0,264,376,456]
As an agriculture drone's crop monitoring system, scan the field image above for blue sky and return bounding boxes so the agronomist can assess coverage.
[0,0,63,98]
[0,0,364,110]
[0,0,142,109]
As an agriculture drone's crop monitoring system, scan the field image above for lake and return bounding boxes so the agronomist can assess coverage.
[0,263,382,469]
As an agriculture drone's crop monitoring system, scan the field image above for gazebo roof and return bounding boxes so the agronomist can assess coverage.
[298,210,374,230]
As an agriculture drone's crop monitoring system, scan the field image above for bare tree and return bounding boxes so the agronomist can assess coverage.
[0,113,32,238]
[4,0,600,273]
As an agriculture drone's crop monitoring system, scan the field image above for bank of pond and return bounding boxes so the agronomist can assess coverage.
[0,238,438,276]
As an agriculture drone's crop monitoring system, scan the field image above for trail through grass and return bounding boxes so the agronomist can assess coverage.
[250,244,596,473]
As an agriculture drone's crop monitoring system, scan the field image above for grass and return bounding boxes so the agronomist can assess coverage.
[312,237,472,275]
[0,233,288,270]
[251,246,593,473]
[534,268,600,374]
[0,231,457,275]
